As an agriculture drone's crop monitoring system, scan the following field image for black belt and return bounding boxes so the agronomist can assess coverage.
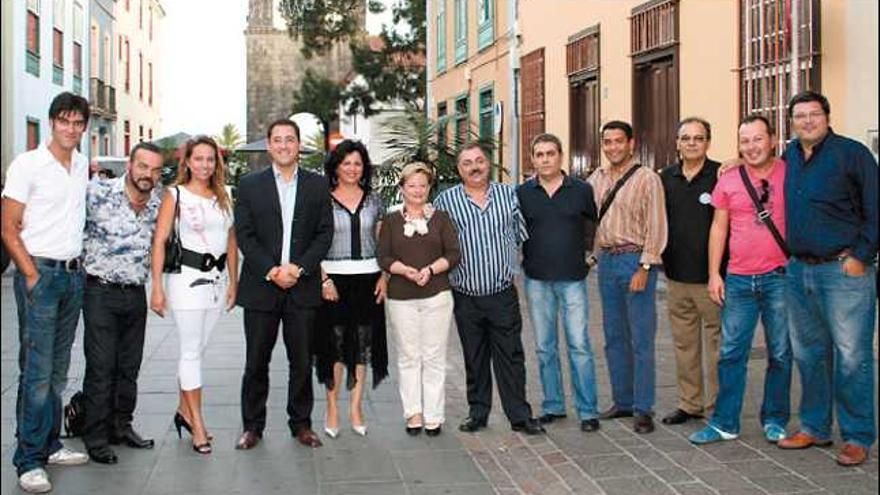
[181,248,227,272]
[794,252,847,265]
[86,274,143,290]
[34,257,81,272]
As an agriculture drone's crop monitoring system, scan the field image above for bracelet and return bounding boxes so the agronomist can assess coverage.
[322,278,334,287]
[428,266,435,276]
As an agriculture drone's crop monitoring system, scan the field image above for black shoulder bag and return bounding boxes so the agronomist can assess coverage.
[163,186,183,273]
[63,391,85,438]
[738,166,790,258]
[586,165,642,270]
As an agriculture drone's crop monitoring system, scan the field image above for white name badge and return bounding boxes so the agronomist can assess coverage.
[699,192,712,205]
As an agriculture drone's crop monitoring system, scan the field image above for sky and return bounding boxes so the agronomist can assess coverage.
[159,0,394,141]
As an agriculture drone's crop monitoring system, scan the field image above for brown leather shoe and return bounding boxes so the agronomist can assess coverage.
[235,430,261,450]
[777,431,832,450]
[296,428,323,448]
[836,443,868,466]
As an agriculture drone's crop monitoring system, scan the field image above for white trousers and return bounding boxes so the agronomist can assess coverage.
[172,308,222,391]
[386,290,454,424]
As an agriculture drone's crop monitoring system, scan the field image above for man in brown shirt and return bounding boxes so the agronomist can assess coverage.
[587,120,667,434]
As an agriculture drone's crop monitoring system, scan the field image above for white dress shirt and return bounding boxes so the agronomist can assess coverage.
[1,142,89,260]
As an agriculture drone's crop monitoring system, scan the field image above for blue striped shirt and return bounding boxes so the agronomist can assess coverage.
[434,183,528,296]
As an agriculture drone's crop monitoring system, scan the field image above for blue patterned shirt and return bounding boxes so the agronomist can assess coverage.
[434,182,528,296]
[83,176,163,284]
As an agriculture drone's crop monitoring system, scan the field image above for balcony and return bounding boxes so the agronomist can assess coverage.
[89,77,117,119]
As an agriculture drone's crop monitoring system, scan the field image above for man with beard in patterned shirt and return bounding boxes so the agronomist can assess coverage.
[80,142,165,464]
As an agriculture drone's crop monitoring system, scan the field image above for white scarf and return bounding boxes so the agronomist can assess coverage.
[402,204,434,237]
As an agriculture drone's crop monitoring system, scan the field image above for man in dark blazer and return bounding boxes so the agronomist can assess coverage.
[234,118,333,449]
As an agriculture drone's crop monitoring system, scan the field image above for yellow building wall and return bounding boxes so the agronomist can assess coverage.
[821,0,879,150]
[430,0,514,176]
[678,0,739,159]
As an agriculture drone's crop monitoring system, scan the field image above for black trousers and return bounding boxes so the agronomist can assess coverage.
[241,307,315,435]
[81,280,147,448]
[453,286,532,424]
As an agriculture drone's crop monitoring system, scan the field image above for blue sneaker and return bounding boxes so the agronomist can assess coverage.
[763,424,786,443]
[689,425,738,445]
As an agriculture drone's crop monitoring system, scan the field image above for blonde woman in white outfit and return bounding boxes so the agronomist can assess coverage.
[378,163,460,436]
[150,136,238,455]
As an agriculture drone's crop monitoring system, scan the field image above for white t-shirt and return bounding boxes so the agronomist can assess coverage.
[1,142,89,260]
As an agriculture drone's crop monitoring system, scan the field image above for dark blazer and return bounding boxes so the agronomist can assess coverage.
[234,166,333,311]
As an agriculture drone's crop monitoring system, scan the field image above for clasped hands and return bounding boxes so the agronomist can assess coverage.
[400,264,433,287]
[267,263,304,289]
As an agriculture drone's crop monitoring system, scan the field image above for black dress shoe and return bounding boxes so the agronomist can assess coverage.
[458,417,488,433]
[539,413,567,424]
[511,418,546,435]
[598,406,634,420]
[110,427,155,449]
[88,446,118,464]
[634,414,655,434]
[661,409,703,425]
[581,419,601,432]
[406,424,423,436]
[425,425,442,437]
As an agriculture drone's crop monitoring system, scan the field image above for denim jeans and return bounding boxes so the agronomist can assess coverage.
[597,252,658,415]
[12,266,84,475]
[524,277,598,420]
[710,270,791,435]
[786,259,877,448]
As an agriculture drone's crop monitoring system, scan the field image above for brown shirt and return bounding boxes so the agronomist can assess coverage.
[587,163,668,265]
[378,209,461,300]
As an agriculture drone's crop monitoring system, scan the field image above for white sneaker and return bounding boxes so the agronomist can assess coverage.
[19,468,52,493]
[47,447,89,465]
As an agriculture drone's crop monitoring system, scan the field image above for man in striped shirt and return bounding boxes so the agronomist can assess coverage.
[588,121,668,434]
[434,143,544,436]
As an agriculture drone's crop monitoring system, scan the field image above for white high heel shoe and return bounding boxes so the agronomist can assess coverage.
[351,424,367,436]
[324,412,339,439]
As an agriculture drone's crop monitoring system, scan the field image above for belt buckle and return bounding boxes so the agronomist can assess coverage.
[65,259,80,271]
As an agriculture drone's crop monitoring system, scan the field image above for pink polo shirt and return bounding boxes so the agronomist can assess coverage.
[711,159,787,275]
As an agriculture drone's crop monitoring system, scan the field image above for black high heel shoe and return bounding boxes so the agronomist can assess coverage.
[174,412,214,441]
[192,441,212,455]
[174,412,193,438]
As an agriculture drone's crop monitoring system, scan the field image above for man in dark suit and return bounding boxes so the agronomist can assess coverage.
[234,118,333,449]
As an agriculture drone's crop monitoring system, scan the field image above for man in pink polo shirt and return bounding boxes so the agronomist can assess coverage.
[690,115,792,445]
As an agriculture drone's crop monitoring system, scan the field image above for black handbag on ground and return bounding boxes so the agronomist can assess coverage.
[63,391,85,438]
[163,186,183,273]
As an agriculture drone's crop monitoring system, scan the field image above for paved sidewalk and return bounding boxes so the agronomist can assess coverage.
[1,272,877,494]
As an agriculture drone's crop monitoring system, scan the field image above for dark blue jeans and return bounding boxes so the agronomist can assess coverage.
[709,270,791,435]
[12,265,84,475]
[597,252,659,415]
[786,259,877,448]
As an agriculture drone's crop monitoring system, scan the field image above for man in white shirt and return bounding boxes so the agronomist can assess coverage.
[1,92,92,493]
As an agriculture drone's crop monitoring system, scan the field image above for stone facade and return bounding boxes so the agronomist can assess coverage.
[245,0,359,145]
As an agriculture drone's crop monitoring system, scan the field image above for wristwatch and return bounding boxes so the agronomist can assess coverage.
[640,263,652,272]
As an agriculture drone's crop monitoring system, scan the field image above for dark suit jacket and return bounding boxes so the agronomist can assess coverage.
[234,166,333,311]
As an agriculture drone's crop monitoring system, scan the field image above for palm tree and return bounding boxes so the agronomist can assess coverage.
[214,123,244,151]
[375,110,498,204]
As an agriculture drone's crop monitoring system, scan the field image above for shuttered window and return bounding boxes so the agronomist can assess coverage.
[520,48,545,178]
[567,26,601,177]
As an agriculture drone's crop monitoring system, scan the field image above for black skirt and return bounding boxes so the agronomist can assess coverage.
[314,272,388,390]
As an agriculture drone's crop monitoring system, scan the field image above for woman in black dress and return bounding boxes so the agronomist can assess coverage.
[316,140,388,437]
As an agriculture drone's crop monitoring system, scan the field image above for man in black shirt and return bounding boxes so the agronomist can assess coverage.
[517,133,601,433]
[659,117,722,425]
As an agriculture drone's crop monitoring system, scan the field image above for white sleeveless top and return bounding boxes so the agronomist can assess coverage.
[165,185,234,310]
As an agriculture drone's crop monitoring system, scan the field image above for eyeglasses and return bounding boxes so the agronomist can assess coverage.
[678,135,707,143]
[54,116,87,131]
[759,179,770,205]
[791,111,825,123]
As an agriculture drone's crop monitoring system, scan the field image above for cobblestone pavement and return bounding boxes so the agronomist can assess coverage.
[1,272,877,494]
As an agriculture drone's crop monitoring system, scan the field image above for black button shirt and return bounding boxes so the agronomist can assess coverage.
[517,175,597,281]
[660,159,720,283]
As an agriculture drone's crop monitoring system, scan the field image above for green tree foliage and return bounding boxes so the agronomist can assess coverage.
[280,0,426,117]
[214,123,244,150]
[291,69,344,126]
